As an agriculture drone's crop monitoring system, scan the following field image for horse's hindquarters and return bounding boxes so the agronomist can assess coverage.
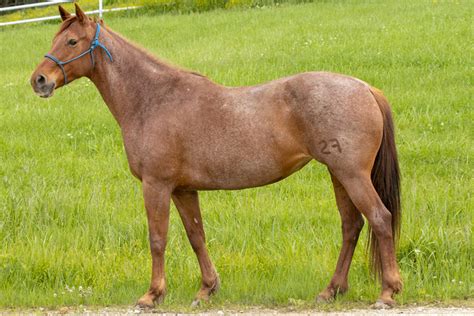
[286,72,384,174]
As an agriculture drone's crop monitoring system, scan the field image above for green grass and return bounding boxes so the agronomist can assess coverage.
[0,0,472,309]
[0,0,310,23]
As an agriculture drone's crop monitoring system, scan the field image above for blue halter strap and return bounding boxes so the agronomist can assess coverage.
[44,23,113,84]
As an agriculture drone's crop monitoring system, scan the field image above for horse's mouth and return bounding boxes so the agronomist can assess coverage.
[33,83,55,98]
[38,90,55,98]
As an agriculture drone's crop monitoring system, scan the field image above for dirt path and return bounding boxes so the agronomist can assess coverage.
[8,306,471,315]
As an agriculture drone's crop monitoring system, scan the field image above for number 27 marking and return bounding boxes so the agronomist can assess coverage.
[319,138,342,154]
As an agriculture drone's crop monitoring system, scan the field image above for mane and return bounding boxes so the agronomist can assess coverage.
[104,25,207,79]
[54,16,207,79]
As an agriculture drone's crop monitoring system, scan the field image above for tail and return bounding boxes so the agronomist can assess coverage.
[368,87,401,278]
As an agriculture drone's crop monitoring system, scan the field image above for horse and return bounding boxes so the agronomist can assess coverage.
[30,4,402,309]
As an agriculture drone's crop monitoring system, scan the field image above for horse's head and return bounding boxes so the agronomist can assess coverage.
[31,4,99,97]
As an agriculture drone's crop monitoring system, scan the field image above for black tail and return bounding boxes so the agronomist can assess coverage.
[368,87,401,278]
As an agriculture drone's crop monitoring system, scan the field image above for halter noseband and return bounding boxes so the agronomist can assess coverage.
[44,23,113,84]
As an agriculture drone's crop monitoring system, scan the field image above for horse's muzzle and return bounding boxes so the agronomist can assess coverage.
[31,73,56,98]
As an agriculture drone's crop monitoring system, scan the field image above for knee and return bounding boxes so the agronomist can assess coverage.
[149,236,166,254]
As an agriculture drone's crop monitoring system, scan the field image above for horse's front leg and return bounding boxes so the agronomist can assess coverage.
[137,179,172,308]
[172,190,220,307]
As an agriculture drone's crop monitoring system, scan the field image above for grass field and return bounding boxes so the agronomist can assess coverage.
[0,0,472,309]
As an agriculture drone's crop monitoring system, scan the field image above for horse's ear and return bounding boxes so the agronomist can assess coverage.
[74,3,88,24]
[58,5,71,21]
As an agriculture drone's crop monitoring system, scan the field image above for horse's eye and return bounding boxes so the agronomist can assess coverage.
[68,39,77,46]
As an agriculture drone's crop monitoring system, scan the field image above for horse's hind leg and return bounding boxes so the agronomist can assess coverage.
[334,170,402,307]
[317,172,364,302]
[172,190,220,307]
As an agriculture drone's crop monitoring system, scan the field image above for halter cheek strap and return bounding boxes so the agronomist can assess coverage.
[44,23,113,84]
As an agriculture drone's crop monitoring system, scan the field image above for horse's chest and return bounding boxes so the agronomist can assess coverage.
[121,129,178,181]
[122,137,143,180]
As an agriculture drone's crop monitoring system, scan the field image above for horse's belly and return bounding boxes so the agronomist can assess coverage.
[179,150,311,190]
[173,83,313,190]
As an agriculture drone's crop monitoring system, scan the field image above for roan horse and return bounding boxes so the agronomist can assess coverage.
[31,4,402,309]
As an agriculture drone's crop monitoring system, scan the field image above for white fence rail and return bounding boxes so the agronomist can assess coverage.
[0,0,141,27]
[0,0,73,13]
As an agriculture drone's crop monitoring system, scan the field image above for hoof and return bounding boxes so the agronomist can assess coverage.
[316,294,333,304]
[136,291,165,309]
[371,299,395,309]
[316,285,346,303]
[190,299,201,308]
[316,287,335,303]
[191,276,220,308]
[136,300,154,309]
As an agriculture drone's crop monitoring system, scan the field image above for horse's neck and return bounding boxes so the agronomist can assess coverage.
[88,27,182,127]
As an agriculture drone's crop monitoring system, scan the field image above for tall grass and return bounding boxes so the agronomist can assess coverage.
[0,0,472,309]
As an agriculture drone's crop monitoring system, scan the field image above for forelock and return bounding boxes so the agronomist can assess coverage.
[56,16,77,36]
[55,15,95,37]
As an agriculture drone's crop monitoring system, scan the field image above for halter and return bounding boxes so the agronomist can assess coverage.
[44,23,113,84]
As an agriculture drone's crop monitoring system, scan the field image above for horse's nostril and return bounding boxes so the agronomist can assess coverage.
[36,74,46,85]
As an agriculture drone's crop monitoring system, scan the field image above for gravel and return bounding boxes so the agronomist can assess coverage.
[10,305,472,315]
